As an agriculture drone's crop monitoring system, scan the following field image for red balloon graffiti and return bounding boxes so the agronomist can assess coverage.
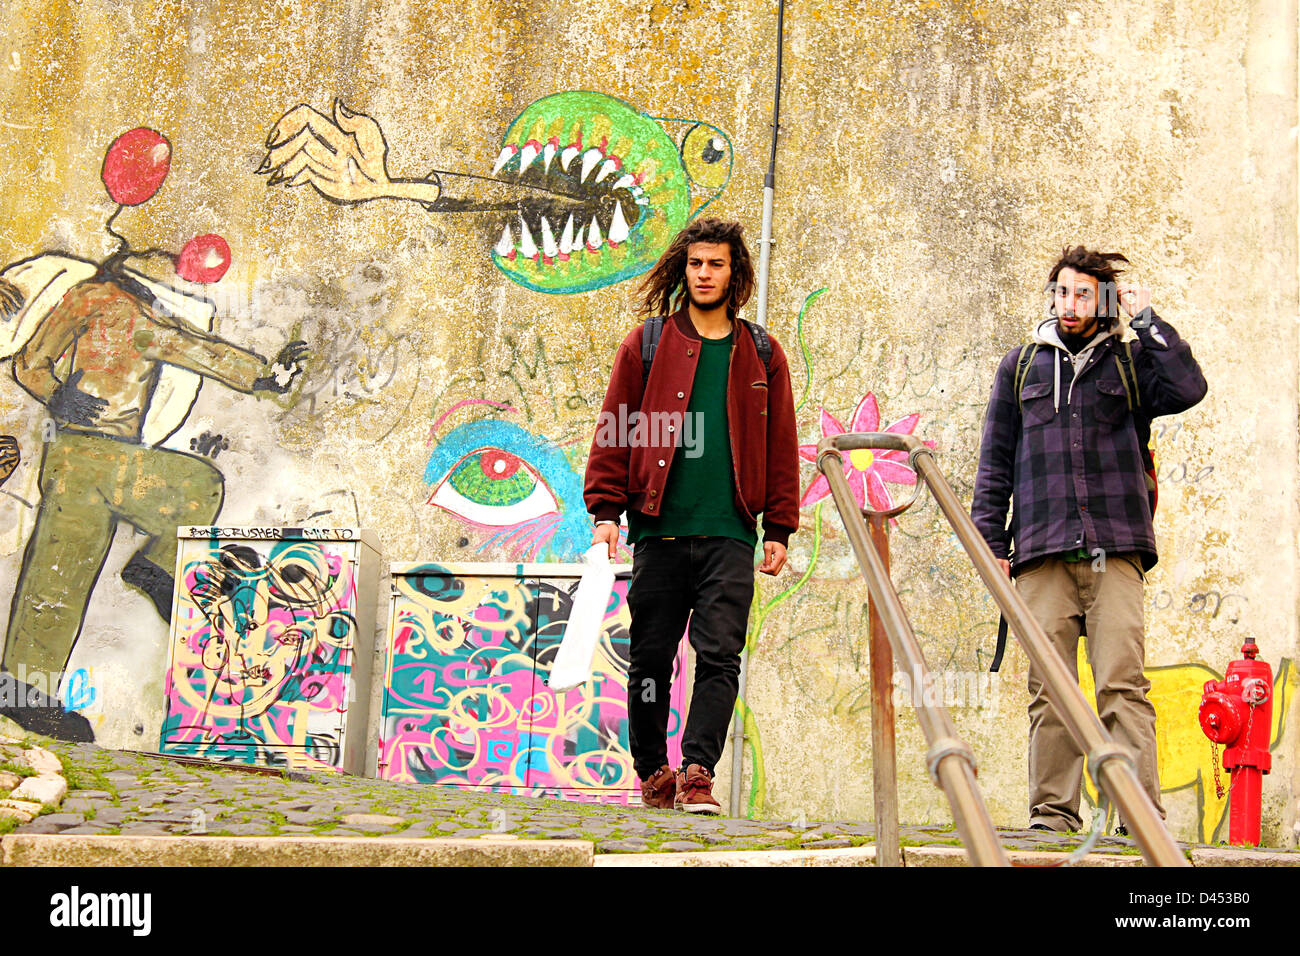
[176,234,232,283]
[101,128,171,206]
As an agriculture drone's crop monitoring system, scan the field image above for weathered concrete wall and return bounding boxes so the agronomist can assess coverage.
[0,0,1295,844]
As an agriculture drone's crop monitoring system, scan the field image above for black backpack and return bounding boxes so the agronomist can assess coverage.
[640,314,772,386]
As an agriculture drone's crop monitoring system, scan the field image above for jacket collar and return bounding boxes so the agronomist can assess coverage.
[669,307,740,342]
[1032,317,1118,353]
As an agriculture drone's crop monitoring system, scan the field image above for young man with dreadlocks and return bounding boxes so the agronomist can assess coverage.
[583,218,799,814]
[972,246,1207,834]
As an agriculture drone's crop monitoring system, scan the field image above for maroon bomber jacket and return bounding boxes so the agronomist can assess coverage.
[583,309,800,547]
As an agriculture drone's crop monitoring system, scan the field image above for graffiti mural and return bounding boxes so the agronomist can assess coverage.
[0,127,308,742]
[424,405,592,562]
[799,390,936,514]
[160,537,361,771]
[422,331,611,562]
[380,563,687,801]
[260,91,733,293]
[1077,648,1298,843]
[0,435,17,489]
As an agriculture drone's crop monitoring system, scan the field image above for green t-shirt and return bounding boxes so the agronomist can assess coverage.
[629,333,756,546]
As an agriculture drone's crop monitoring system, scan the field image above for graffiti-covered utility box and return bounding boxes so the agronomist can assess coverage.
[379,563,688,801]
[160,527,381,774]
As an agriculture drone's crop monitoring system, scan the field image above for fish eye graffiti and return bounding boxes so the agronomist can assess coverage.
[260,91,733,294]
[423,403,594,562]
[161,540,357,769]
[0,126,309,742]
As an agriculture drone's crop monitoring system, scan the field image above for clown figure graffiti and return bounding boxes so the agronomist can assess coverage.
[0,127,310,742]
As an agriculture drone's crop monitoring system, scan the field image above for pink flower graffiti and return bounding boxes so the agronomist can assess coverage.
[799,392,934,512]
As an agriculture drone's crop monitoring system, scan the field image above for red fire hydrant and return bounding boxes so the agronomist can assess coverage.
[1198,638,1273,847]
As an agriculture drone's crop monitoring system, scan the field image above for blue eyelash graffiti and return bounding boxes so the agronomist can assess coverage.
[424,419,592,561]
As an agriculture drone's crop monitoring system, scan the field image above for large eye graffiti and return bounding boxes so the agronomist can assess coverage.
[428,447,559,526]
[423,419,590,560]
[680,122,732,193]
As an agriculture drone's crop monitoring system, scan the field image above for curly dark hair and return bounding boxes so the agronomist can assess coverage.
[1046,245,1130,324]
[637,218,755,317]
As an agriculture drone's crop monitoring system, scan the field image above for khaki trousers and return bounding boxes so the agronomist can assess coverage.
[1015,553,1165,831]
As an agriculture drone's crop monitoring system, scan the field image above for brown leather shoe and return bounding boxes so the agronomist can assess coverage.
[639,765,676,809]
[674,764,722,815]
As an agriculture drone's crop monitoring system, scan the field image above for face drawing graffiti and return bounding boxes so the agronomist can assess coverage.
[186,543,354,721]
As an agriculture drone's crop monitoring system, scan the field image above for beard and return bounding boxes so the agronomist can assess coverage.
[687,284,729,311]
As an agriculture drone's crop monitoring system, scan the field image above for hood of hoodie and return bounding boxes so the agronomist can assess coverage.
[1031,317,1122,413]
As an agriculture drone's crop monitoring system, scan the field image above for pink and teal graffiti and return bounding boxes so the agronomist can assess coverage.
[160,540,358,770]
[379,563,686,801]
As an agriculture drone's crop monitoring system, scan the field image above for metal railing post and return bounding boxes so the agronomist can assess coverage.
[867,515,902,867]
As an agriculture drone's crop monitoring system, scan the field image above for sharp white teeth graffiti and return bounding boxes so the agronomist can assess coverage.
[608,202,629,244]
[613,174,635,191]
[492,145,516,175]
[542,141,557,174]
[587,215,603,249]
[596,158,619,183]
[559,145,579,171]
[560,214,575,255]
[572,222,585,249]
[540,217,558,259]
[580,147,603,184]
[494,223,513,257]
[519,142,539,174]
[518,218,537,258]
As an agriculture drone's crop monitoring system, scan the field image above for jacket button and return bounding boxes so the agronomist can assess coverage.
[658,459,666,467]
[647,503,656,511]
[687,348,694,357]
[677,391,684,399]
[649,489,657,497]
[667,424,675,433]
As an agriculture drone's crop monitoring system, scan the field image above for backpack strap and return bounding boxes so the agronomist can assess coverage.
[1014,343,1038,413]
[741,319,773,372]
[641,315,666,387]
[642,315,772,386]
[1113,339,1141,412]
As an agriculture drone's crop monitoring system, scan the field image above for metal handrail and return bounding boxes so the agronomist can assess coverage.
[819,432,1189,867]
[818,439,1009,866]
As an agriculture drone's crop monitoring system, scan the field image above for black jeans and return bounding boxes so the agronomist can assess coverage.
[627,536,755,778]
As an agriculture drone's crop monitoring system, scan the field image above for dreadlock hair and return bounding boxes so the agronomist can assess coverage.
[637,218,755,318]
[1046,245,1130,326]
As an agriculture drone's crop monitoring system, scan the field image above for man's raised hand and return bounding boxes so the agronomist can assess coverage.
[1117,283,1151,318]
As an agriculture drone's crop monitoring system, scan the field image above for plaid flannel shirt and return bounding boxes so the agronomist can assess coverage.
[972,310,1207,573]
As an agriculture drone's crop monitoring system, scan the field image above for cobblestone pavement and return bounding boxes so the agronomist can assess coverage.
[3,734,1295,858]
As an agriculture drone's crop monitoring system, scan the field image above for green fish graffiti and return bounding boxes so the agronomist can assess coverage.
[261,91,732,294]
